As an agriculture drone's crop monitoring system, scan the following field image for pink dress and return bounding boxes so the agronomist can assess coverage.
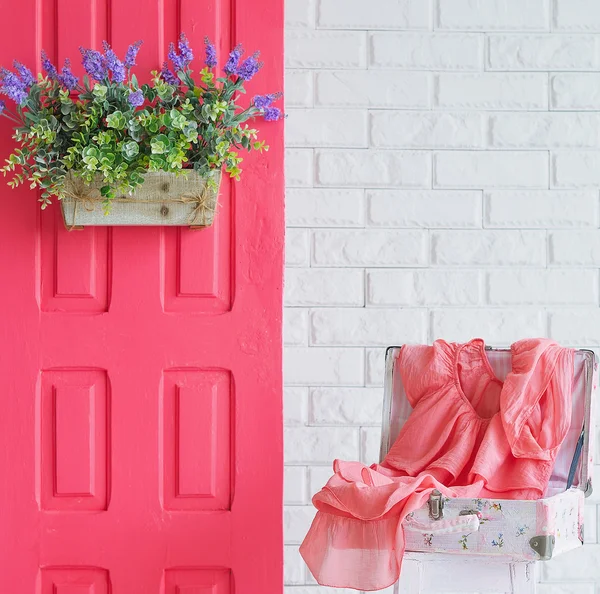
[300,338,574,591]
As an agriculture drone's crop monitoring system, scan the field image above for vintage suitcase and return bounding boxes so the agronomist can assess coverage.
[380,345,597,564]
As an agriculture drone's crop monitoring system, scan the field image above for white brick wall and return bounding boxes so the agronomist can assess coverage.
[283,1,600,591]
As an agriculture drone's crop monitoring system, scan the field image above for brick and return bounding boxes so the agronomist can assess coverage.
[287,109,368,148]
[485,191,598,228]
[436,0,549,31]
[308,466,334,497]
[360,427,382,464]
[286,149,313,187]
[285,0,315,28]
[284,545,305,585]
[317,0,429,29]
[537,584,595,594]
[284,347,364,385]
[432,309,546,344]
[366,348,386,386]
[434,151,549,189]
[432,231,546,266]
[313,229,428,267]
[436,73,547,110]
[488,269,598,305]
[549,310,600,346]
[284,427,359,463]
[285,30,366,69]
[553,0,600,31]
[585,505,597,544]
[371,111,484,149]
[310,308,427,346]
[286,189,364,227]
[316,70,430,108]
[285,229,309,267]
[551,74,600,110]
[285,70,313,108]
[367,269,482,306]
[490,113,600,149]
[488,34,597,70]
[316,150,431,188]
[284,466,307,505]
[284,505,317,543]
[370,32,483,70]
[553,152,600,188]
[284,387,308,425]
[550,231,600,265]
[285,268,364,306]
[367,190,482,228]
[310,387,383,425]
[540,544,600,581]
[284,308,308,346]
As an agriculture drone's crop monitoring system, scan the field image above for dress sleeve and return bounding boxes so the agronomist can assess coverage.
[399,341,453,408]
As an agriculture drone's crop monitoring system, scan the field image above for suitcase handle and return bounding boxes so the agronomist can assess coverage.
[404,512,480,535]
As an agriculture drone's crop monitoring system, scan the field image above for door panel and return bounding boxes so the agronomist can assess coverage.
[0,1,284,592]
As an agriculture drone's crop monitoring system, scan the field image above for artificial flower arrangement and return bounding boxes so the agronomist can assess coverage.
[0,34,283,227]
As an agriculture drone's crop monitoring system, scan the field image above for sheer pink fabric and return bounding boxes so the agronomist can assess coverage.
[300,338,574,591]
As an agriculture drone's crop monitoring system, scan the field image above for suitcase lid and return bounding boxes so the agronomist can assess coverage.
[380,344,597,497]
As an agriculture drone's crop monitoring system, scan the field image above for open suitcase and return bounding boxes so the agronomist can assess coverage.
[380,346,597,569]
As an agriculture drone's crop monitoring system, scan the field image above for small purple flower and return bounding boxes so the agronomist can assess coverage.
[102,41,126,83]
[236,52,262,81]
[224,44,243,76]
[177,33,193,67]
[263,106,283,121]
[41,50,59,80]
[80,47,108,81]
[128,89,144,107]
[0,99,5,115]
[160,61,179,85]
[253,92,281,110]
[124,40,143,69]
[204,37,217,68]
[58,58,78,91]
[0,68,28,105]
[13,61,35,88]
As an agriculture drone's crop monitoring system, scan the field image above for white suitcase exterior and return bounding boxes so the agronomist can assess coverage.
[380,346,597,562]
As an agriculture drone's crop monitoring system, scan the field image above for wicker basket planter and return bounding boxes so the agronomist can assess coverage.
[60,170,221,230]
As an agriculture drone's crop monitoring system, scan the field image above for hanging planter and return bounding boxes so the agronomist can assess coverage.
[0,33,284,229]
[61,170,221,229]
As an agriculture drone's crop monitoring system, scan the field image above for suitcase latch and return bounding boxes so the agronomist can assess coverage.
[428,489,444,520]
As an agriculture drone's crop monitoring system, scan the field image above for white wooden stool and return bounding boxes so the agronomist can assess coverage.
[396,553,537,594]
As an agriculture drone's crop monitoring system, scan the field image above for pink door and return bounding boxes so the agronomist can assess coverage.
[0,2,284,593]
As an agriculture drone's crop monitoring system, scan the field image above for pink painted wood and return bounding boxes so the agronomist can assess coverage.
[0,1,284,593]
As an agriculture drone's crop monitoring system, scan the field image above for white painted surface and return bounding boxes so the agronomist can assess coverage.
[283,0,600,592]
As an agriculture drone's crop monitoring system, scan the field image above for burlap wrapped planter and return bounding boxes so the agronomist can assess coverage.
[60,170,221,230]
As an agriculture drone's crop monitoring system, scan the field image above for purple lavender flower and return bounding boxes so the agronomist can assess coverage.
[0,68,28,105]
[236,52,262,81]
[160,61,179,85]
[253,92,281,110]
[0,99,5,115]
[58,59,78,91]
[204,37,217,68]
[102,41,126,83]
[79,47,108,81]
[13,61,35,87]
[224,44,243,76]
[124,40,143,69]
[128,89,144,107]
[177,33,193,67]
[263,106,283,121]
[41,50,58,80]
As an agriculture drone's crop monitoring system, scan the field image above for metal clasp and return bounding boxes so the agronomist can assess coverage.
[428,489,444,520]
